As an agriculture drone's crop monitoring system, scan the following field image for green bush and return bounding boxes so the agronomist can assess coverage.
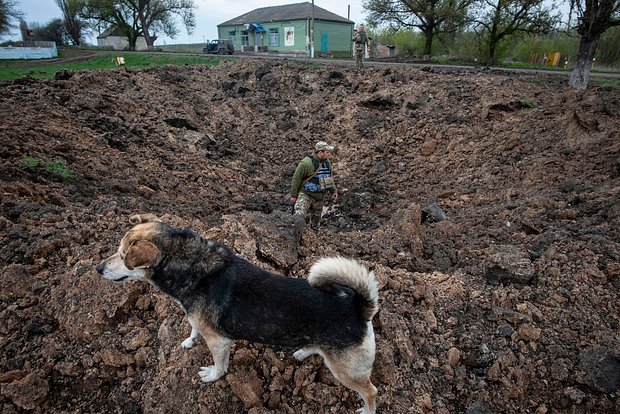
[597,26,620,66]
[511,34,579,66]
[442,32,480,62]
[371,27,620,70]
[379,30,424,58]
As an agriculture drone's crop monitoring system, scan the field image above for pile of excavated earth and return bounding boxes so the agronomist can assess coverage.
[1,57,619,413]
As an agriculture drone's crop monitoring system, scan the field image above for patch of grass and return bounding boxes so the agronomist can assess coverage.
[430,56,476,66]
[519,99,539,108]
[503,61,569,71]
[331,50,354,59]
[159,43,205,54]
[44,160,75,181]
[590,78,620,92]
[20,156,40,169]
[20,157,75,181]
[0,51,233,81]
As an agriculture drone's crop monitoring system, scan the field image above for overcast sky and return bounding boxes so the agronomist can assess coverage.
[6,0,367,45]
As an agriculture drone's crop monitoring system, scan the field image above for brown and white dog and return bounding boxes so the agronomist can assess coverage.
[96,214,379,413]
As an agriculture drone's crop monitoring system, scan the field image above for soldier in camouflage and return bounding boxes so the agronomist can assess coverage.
[352,24,371,72]
[290,141,338,232]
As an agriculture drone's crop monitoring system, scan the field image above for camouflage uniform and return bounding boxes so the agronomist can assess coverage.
[290,142,337,232]
[294,192,323,230]
[353,25,370,72]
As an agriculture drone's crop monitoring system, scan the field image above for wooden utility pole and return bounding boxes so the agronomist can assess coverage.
[311,0,315,58]
[349,5,353,57]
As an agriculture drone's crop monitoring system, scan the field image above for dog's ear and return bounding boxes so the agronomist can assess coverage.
[124,240,161,269]
[130,214,162,225]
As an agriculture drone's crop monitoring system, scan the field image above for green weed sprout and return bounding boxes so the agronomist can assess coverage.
[44,160,75,181]
[20,156,40,169]
[519,99,539,108]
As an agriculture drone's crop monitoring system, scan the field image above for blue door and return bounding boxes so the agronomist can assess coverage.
[321,32,328,53]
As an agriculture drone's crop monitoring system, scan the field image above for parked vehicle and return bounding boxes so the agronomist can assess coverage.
[203,39,234,55]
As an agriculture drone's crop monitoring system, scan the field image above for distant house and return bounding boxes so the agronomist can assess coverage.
[218,2,354,55]
[97,26,148,51]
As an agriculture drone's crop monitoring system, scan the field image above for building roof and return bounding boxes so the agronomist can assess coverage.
[97,26,123,39]
[218,2,353,27]
[97,26,118,39]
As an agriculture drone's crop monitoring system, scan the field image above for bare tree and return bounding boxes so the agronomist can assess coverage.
[364,0,473,61]
[80,0,196,50]
[567,0,620,90]
[0,0,23,36]
[130,0,196,49]
[81,0,142,49]
[55,0,85,45]
[471,0,559,65]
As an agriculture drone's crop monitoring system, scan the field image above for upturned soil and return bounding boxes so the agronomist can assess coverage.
[1,58,619,414]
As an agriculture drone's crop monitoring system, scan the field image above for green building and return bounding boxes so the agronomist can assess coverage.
[218,2,354,56]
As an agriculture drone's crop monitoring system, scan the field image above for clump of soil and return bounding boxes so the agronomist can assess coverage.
[1,59,619,413]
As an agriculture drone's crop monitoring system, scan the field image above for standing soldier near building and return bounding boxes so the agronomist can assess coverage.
[352,23,371,72]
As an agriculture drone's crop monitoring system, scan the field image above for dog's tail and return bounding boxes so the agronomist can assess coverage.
[308,257,378,321]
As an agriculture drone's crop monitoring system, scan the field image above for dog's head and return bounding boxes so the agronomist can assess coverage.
[96,214,165,282]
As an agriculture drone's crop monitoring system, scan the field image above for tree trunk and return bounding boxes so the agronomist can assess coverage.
[142,27,154,49]
[65,18,81,45]
[128,33,138,50]
[57,0,81,46]
[486,3,501,66]
[138,13,154,50]
[422,29,433,62]
[487,38,496,66]
[569,35,599,91]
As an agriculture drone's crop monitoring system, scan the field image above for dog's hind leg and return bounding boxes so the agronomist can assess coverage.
[324,356,377,414]
[345,375,376,414]
[322,325,378,414]
[296,345,377,413]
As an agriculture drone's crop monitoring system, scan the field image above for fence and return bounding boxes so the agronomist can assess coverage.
[0,42,58,60]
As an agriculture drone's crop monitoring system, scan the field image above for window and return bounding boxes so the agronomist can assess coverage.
[228,30,236,44]
[269,28,279,47]
[241,31,249,46]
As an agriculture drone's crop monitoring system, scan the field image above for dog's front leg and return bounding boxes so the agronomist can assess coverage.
[181,326,200,349]
[197,326,232,383]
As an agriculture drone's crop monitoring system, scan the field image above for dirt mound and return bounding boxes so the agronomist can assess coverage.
[1,59,619,413]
